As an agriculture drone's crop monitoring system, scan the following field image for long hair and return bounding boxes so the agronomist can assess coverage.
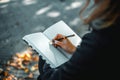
[80,0,120,28]
[101,0,120,27]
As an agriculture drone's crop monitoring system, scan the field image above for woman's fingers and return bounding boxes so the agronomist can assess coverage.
[52,34,76,53]
[54,34,65,40]
[54,40,63,47]
[52,40,63,48]
[52,34,65,47]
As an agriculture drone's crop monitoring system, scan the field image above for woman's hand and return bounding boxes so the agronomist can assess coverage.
[52,34,76,54]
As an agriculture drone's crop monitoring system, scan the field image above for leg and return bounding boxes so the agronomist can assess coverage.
[38,56,45,74]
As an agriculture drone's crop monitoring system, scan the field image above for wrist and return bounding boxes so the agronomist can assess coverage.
[69,46,76,54]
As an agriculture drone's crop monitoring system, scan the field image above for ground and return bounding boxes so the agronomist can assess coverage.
[0,0,89,61]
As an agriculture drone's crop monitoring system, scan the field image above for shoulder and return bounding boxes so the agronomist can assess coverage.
[72,31,105,59]
[80,31,102,48]
[81,28,113,47]
[70,31,102,62]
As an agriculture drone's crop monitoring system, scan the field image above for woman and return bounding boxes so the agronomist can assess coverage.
[38,0,120,80]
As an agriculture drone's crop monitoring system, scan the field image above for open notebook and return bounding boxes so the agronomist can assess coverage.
[22,20,82,68]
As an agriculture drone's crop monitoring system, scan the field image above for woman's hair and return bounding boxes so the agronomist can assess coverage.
[80,0,120,28]
[102,0,120,26]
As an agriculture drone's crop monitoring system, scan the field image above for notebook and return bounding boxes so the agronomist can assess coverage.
[22,20,82,68]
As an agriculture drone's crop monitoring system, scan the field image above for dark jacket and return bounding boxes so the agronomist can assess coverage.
[38,23,120,80]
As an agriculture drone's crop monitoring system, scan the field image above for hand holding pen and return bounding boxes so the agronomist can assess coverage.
[51,34,76,54]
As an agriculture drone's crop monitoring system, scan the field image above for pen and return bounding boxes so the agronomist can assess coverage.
[49,34,75,44]
[55,34,75,41]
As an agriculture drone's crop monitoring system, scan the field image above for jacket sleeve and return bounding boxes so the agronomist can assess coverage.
[40,33,100,80]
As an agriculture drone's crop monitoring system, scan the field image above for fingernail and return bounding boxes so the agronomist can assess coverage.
[54,40,59,44]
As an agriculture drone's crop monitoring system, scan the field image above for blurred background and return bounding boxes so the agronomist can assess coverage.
[0,0,89,79]
[0,0,90,58]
